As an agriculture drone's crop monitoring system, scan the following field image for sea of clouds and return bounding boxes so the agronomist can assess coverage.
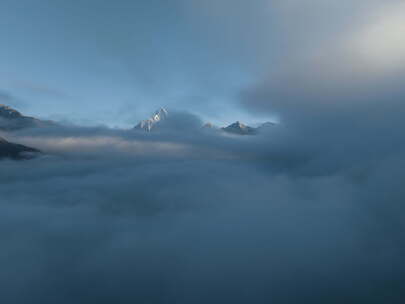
[1,0,405,303]
[1,107,404,303]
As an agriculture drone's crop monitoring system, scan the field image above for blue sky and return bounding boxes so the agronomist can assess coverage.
[1,0,405,128]
[0,0,276,127]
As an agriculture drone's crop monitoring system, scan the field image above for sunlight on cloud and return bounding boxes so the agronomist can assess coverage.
[352,2,405,73]
[12,136,190,157]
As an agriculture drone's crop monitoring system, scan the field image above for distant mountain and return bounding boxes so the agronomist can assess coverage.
[134,108,275,135]
[134,108,168,132]
[222,121,258,135]
[0,137,40,160]
[0,104,54,131]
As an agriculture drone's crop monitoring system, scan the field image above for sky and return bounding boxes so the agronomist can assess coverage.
[2,1,405,126]
[0,0,270,126]
[1,1,405,303]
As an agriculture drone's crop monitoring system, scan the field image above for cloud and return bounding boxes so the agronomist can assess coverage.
[349,2,405,73]
[181,0,405,116]
[1,104,405,303]
[1,1,405,303]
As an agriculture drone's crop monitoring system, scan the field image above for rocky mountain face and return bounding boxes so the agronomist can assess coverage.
[205,121,275,135]
[0,137,40,160]
[221,121,258,135]
[134,108,169,132]
[0,104,54,131]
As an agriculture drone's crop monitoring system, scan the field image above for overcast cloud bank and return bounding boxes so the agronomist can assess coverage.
[1,105,404,303]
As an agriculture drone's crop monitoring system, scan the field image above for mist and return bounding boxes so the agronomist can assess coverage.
[0,109,404,303]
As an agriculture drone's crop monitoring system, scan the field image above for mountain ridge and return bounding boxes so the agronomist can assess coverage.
[134,108,275,135]
[0,136,41,160]
[0,104,275,135]
[0,104,55,131]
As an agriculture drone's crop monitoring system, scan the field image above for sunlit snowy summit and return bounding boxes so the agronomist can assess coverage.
[134,107,169,132]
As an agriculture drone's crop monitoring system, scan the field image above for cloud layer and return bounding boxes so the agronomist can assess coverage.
[1,107,405,303]
[1,1,405,303]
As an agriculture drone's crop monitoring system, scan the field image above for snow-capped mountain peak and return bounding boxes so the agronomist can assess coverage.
[222,121,257,135]
[153,107,168,121]
[134,107,169,131]
[134,107,274,135]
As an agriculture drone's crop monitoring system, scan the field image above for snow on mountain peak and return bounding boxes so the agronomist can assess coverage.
[134,107,169,132]
[153,108,168,121]
[222,121,257,135]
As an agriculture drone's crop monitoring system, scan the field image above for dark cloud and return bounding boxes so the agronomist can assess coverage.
[1,105,404,304]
